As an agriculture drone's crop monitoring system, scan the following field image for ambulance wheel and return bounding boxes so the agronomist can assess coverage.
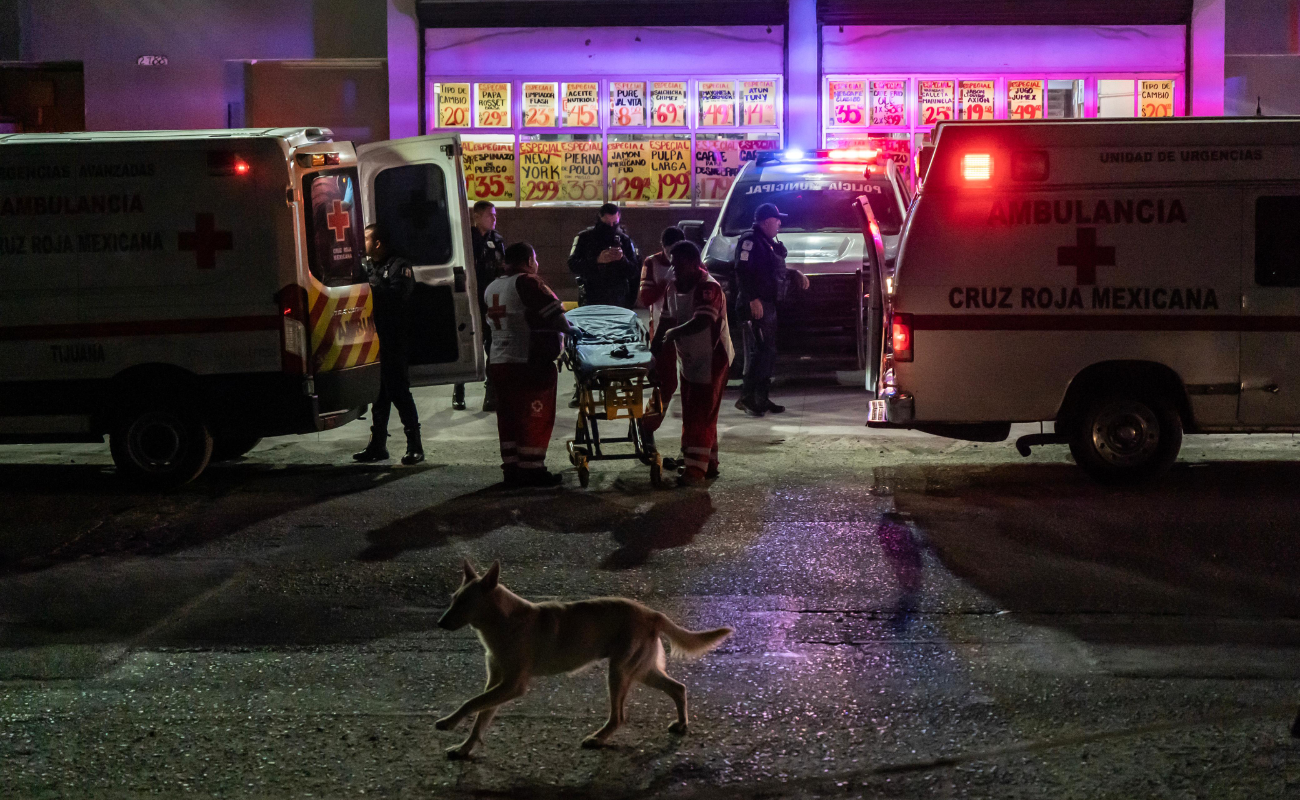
[110,404,214,489]
[210,433,262,462]
[1068,393,1182,484]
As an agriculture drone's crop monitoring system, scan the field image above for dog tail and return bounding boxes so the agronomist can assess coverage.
[657,615,733,659]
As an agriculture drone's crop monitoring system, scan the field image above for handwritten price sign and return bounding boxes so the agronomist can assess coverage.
[563,82,599,128]
[918,80,954,126]
[475,83,511,128]
[610,82,646,127]
[870,80,906,126]
[1140,80,1174,118]
[462,139,516,202]
[651,81,687,127]
[828,80,866,127]
[436,83,470,128]
[741,80,777,126]
[649,139,691,201]
[607,141,651,201]
[522,83,558,128]
[697,82,736,126]
[959,80,995,121]
[1007,80,1043,120]
[518,140,604,203]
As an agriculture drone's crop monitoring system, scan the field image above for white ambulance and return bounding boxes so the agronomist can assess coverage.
[867,117,1300,483]
[0,128,483,487]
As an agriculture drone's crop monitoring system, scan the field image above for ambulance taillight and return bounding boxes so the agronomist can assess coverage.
[961,153,993,182]
[296,153,342,168]
[891,313,913,362]
[276,285,311,375]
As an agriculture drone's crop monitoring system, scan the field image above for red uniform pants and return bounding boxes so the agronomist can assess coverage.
[640,340,678,435]
[488,362,558,472]
[679,347,730,479]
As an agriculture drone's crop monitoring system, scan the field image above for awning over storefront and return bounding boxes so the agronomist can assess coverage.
[817,0,1193,26]
[416,0,789,29]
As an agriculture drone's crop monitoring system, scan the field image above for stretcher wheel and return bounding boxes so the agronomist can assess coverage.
[650,456,663,488]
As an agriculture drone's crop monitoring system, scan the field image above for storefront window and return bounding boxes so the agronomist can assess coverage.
[518,134,603,206]
[1097,79,1136,118]
[474,83,512,128]
[1047,80,1085,118]
[431,74,782,207]
[607,134,691,205]
[462,135,516,203]
[694,133,780,206]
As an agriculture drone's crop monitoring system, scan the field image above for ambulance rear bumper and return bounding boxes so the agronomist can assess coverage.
[867,388,914,427]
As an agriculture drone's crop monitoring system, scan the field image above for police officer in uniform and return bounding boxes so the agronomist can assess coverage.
[567,202,639,308]
[453,200,505,411]
[734,203,809,417]
[353,222,424,465]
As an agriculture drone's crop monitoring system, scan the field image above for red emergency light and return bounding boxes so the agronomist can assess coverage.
[233,158,250,176]
[891,313,913,362]
[961,153,993,182]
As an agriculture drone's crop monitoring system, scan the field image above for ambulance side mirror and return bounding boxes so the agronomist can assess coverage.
[678,220,706,246]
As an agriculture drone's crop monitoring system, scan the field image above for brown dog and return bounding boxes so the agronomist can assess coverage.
[435,560,733,758]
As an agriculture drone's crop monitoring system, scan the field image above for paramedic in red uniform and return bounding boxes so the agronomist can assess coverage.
[484,242,575,487]
[656,240,734,487]
[635,225,687,459]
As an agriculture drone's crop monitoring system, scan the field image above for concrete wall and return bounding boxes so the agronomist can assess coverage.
[497,206,719,302]
[1224,0,1300,115]
[14,0,384,131]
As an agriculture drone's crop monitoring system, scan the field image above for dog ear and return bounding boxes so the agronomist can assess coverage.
[461,559,478,584]
[481,561,500,590]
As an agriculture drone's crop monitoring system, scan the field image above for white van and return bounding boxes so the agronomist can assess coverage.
[702,150,909,376]
[867,117,1300,482]
[0,128,483,486]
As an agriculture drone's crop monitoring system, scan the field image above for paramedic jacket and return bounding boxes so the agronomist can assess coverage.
[734,224,790,315]
[567,220,639,307]
[362,254,415,348]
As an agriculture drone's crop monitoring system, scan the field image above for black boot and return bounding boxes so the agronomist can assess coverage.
[401,426,425,465]
[352,430,389,462]
[452,384,466,411]
[481,380,497,413]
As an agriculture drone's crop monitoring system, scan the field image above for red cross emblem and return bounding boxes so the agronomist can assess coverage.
[326,200,352,243]
[178,213,233,270]
[487,293,508,330]
[1057,227,1115,286]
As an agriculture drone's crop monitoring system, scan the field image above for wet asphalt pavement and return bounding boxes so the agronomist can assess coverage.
[3,376,1300,798]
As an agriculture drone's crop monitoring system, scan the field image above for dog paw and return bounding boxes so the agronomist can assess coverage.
[580,735,606,749]
[445,745,474,760]
[434,716,457,731]
[668,721,689,736]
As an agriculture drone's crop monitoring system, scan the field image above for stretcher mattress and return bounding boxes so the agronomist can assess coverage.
[565,305,652,378]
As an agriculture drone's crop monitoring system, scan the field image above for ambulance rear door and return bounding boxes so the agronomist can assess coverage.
[852,194,888,396]
[1240,188,1300,427]
[357,134,483,387]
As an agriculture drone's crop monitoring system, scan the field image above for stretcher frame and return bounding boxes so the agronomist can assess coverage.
[564,363,664,488]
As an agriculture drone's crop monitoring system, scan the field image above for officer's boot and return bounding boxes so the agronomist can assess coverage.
[451,383,467,411]
[352,429,389,462]
[400,425,425,466]
[481,377,497,413]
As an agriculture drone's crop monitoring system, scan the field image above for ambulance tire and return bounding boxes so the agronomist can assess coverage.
[210,433,263,463]
[1068,393,1182,484]
[110,404,214,489]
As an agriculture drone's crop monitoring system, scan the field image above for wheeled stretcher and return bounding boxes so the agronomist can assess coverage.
[562,305,664,488]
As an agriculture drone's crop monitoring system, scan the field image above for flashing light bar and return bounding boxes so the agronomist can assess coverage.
[757,147,885,166]
[297,152,342,168]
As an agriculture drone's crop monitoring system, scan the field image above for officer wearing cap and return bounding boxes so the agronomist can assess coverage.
[733,202,809,417]
[567,202,639,308]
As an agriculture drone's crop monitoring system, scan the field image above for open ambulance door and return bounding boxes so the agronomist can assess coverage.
[357,134,484,387]
[853,194,888,398]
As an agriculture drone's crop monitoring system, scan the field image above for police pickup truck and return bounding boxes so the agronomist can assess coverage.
[0,129,484,487]
[868,117,1300,483]
[703,149,908,377]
